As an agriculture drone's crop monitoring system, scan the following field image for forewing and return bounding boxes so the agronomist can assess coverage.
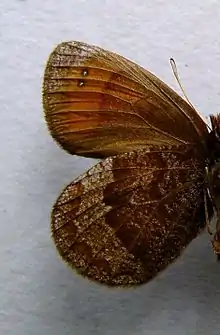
[51,145,211,286]
[43,41,208,158]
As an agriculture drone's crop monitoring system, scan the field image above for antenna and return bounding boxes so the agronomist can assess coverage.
[170,58,195,108]
[170,58,211,130]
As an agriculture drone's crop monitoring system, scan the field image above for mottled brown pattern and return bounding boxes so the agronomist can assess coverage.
[51,146,211,285]
[42,41,220,286]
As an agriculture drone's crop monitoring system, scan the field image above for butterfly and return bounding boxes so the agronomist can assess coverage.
[42,41,220,286]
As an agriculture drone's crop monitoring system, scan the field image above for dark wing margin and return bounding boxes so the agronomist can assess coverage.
[42,41,208,158]
[51,145,212,286]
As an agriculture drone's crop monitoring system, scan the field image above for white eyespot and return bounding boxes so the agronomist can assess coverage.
[82,69,88,76]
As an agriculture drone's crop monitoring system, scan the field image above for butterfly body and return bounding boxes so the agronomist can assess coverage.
[206,119,220,255]
[43,41,220,286]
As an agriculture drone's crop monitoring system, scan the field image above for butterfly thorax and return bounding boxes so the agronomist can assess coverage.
[208,114,220,199]
[209,163,220,255]
[208,114,220,162]
[207,114,220,255]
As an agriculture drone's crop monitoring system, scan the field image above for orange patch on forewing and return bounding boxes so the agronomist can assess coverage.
[43,40,208,158]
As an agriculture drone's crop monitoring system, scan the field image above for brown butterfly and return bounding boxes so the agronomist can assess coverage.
[42,41,220,286]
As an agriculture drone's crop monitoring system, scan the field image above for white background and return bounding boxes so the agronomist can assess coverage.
[1,1,220,334]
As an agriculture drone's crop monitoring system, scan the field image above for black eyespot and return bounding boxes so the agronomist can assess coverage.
[78,80,85,87]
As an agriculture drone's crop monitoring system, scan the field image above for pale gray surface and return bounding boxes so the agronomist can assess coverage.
[1,1,220,334]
